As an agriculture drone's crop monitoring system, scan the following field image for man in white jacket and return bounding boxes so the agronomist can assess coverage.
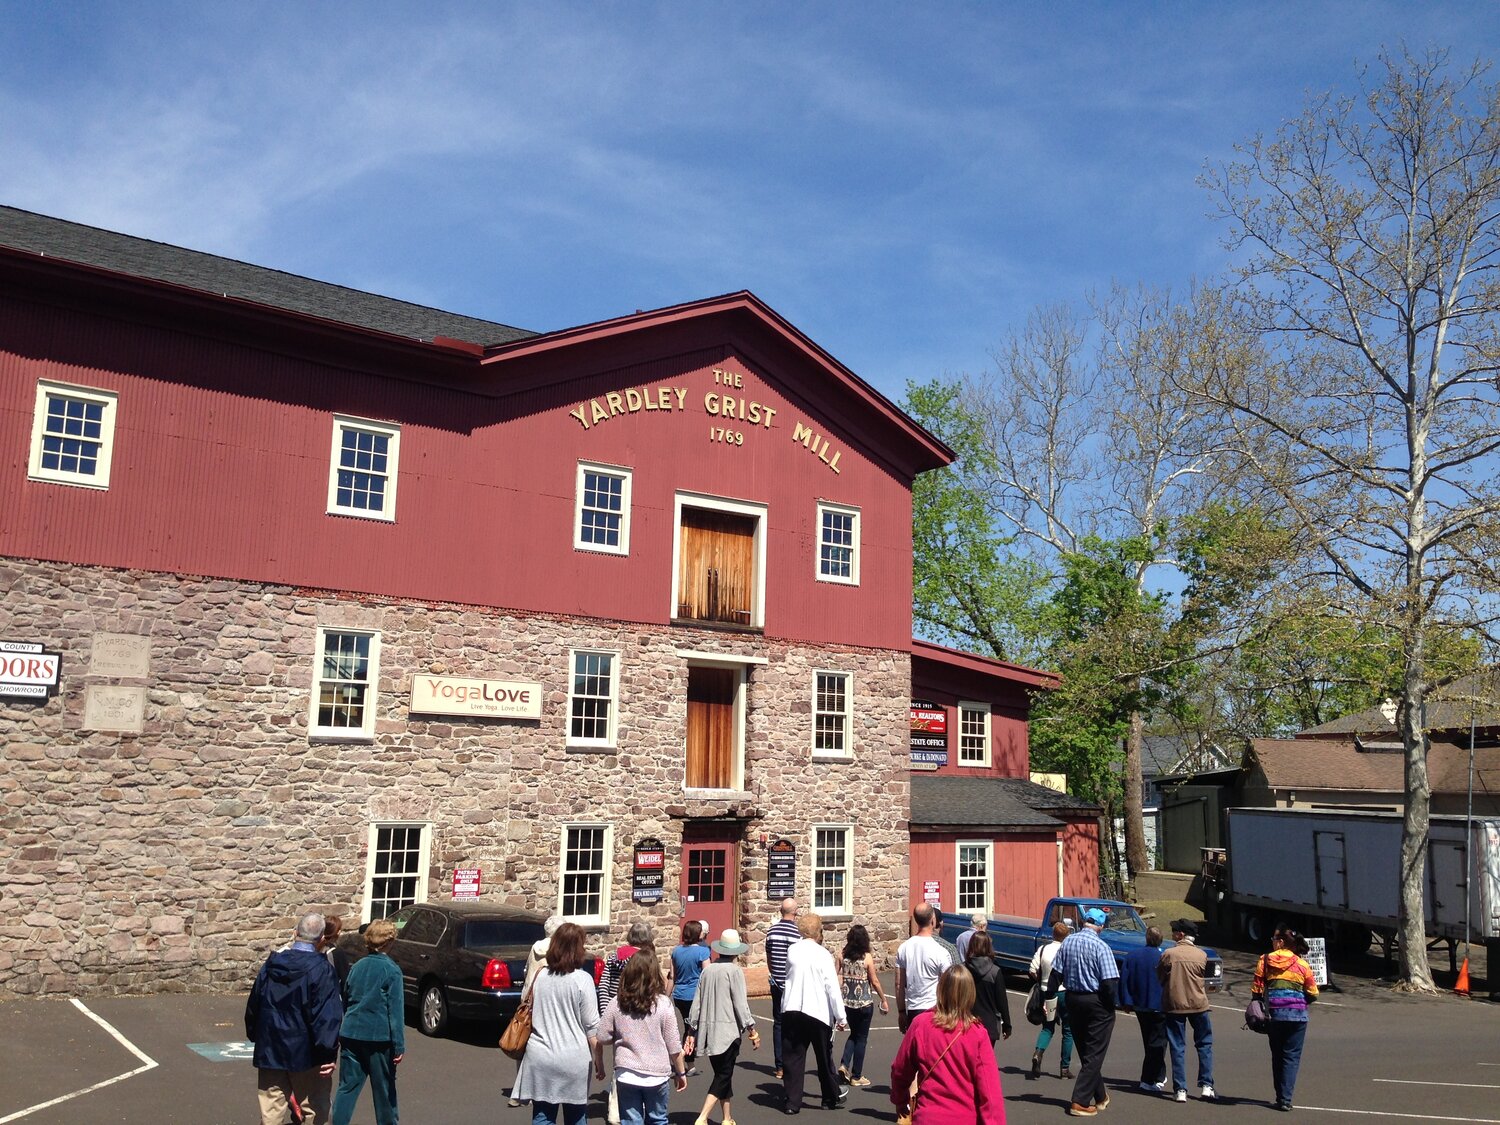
[779,913,848,1114]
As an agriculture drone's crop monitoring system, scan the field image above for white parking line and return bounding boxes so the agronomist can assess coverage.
[1299,1110,1500,1123]
[1373,1079,1500,1089]
[0,999,159,1123]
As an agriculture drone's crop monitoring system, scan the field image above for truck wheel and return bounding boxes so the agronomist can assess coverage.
[1243,910,1271,946]
[419,982,449,1037]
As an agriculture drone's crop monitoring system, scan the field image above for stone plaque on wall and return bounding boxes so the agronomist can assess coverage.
[90,633,151,678]
[83,684,146,733]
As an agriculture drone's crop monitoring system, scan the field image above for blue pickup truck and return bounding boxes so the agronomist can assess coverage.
[940,897,1223,991]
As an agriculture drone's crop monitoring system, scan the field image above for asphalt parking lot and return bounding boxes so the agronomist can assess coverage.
[4,965,1498,1124]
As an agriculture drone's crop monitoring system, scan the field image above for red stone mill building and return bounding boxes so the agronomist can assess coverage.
[0,206,1098,996]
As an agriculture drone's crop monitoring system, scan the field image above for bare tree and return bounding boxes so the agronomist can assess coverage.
[1198,48,1500,990]
[961,285,1239,876]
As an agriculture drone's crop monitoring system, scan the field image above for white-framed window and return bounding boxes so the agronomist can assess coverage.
[310,628,380,739]
[812,670,853,759]
[574,461,632,554]
[672,491,768,628]
[956,840,993,914]
[811,824,853,915]
[567,649,618,748]
[958,701,991,766]
[327,415,400,521]
[816,501,860,584]
[363,821,430,923]
[559,823,613,925]
[28,380,118,489]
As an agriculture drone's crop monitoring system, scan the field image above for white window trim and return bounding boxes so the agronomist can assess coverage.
[327,414,401,522]
[557,822,614,927]
[28,379,119,490]
[574,460,633,555]
[683,657,747,794]
[361,821,431,924]
[958,701,992,767]
[567,647,620,749]
[955,839,994,915]
[811,669,854,761]
[815,501,861,585]
[670,491,768,628]
[810,823,854,917]
[309,627,381,741]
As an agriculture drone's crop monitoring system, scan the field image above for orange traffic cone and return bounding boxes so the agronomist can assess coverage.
[1456,957,1471,997]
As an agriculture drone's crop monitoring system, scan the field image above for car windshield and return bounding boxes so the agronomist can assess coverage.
[463,920,546,951]
[1097,908,1144,935]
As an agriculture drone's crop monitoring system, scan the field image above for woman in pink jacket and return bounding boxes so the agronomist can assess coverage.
[890,965,1005,1124]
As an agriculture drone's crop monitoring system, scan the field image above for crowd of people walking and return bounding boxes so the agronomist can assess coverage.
[245,901,1313,1124]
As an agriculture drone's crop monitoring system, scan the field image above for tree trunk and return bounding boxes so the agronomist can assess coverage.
[1124,708,1148,877]
[1397,622,1436,991]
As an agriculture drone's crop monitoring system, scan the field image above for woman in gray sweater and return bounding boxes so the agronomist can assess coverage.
[684,928,760,1125]
[594,951,687,1125]
[513,923,599,1125]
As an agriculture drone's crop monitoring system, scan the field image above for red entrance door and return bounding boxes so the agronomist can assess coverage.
[682,825,739,941]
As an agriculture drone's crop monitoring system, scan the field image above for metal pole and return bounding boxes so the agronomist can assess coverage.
[1466,708,1476,962]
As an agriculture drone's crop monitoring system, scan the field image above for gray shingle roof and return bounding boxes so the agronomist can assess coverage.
[0,205,535,348]
[911,776,1100,828]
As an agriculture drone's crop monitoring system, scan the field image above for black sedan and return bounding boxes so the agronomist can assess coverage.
[373,901,601,1037]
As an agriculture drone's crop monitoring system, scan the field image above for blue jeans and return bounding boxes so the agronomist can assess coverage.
[616,1079,670,1125]
[530,1101,586,1125]
[1268,1020,1307,1105]
[1165,1011,1214,1091]
[839,1005,874,1078]
[331,1039,398,1125]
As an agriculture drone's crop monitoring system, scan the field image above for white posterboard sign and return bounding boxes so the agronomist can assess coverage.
[1304,936,1329,986]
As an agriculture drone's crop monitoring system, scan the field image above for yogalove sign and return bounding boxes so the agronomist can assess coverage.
[410,675,542,719]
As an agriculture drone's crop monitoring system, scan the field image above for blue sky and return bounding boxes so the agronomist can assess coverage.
[3,2,1495,401]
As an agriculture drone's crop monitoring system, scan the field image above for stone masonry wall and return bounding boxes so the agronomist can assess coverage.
[0,558,910,997]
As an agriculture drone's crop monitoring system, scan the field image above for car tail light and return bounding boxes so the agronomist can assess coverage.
[482,959,513,989]
[593,957,605,985]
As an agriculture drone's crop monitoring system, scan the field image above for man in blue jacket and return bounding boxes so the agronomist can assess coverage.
[246,911,344,1125]
[1118,926,1167,1094]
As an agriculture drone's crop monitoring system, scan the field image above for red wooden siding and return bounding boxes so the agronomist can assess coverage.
[1062,817,1101,897]
[910,832,1062,918]
[0,291,920,651]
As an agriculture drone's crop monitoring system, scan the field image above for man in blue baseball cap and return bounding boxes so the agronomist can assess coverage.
[1045,907,1120,1117]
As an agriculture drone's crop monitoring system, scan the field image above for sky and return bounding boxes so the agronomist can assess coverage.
[3,2,1497,403]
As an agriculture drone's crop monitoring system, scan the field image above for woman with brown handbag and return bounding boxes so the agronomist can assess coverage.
[890,965,1006,1124]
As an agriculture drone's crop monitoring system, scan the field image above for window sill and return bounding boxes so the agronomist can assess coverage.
[309,731,375,744]
[326,509,397,523]
[811,754,854,764]
[810,910,853,922]
[566,744,617,755]
[670,617,764,635]
[683,788,750,799]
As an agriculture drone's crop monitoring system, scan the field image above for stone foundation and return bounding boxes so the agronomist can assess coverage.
[0,558,910,997]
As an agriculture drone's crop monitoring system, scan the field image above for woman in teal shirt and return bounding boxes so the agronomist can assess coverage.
[333,918,406,1125]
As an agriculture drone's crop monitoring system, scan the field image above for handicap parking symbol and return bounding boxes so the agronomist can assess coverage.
[187,1041,256,1062]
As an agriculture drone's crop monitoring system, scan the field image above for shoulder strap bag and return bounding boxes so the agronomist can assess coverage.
[499,990,535,1059]
[896,1026,963,1125]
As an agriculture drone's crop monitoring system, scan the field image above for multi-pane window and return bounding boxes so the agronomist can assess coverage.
[28,380,118,489]
[812,825,852,914]
[813,671,852,758]
[575,462,632,554]
[568,650,617,746]
[816,502,860,584]
[957,841,992,913]
[959,702,991,766]
[560,824,611,924]
[328,415,400,520]
[365,823,429,922]
[311,628,379,738]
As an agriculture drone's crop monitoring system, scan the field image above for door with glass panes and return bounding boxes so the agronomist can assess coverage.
[681,823,739,941]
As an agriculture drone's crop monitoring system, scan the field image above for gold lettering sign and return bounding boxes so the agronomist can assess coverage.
[569,385,689,430]
[791,421,843,473]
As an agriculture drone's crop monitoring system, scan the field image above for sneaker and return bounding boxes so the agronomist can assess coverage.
[838,1066,852,1083]
[1174,1089,1187,1103]
[774,1067,784,1079]
[1066,1105,1099,1118]
[1139,1081,1167,1093]
[1060,1067,1075,1079]
[685,1067,700,1077]
[850,1076,871,1087]
[1096,1095,1110,1111]
[1199,1085,1216,1101]
[836,1086,849,1102]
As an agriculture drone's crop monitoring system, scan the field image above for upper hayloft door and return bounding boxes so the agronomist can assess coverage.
[674,495,765,628]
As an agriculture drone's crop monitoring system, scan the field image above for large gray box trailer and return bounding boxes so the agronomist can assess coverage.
[1214,808,1500,967]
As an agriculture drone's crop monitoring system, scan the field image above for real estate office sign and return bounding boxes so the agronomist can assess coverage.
[409,675,543,720]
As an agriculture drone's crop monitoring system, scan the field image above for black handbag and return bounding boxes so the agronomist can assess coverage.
[1025,982,1047,1026]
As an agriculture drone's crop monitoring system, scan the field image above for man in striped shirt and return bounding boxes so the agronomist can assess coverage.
[1046,907,1120,1117]
[765,897,801,1079]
